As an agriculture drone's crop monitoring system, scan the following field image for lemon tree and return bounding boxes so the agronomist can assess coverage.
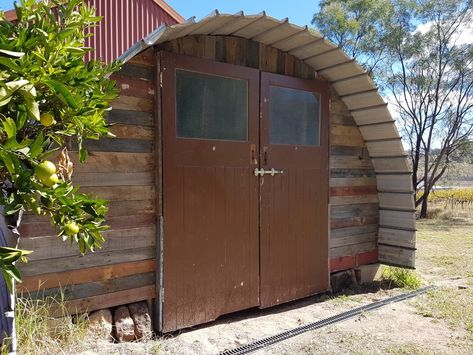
[0,0,120,290]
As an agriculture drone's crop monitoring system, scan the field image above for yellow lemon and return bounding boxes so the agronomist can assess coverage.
[40,113,56,127]
[34,161,56,180]
[40,173,59,187]
[64,221,80,236]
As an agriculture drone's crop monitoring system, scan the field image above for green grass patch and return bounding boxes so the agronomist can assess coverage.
[381,267,422,290]
[414,288,473,334]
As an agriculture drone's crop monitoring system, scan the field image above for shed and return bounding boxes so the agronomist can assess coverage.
[18,12,416,333]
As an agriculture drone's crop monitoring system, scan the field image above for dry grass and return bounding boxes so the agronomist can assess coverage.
[412,212,473,347]
[1,293,90,355]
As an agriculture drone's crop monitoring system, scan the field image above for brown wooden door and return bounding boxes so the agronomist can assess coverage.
[259,72,330,307]
[161,53,329,332]
[161,52,260,332]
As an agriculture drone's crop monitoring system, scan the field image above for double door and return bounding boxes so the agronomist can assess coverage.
[161,52,329,332]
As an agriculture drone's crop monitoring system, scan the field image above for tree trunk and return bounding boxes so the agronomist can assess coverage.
[419,191,429,218]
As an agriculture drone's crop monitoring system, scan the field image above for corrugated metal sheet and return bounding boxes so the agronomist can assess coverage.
[85,0,181,63]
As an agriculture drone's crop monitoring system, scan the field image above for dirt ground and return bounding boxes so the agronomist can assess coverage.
[84,212,473,355]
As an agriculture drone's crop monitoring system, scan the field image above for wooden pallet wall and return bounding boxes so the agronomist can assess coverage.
[17,49,157,314]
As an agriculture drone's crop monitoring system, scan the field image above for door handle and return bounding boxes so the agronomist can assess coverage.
[254,168,284,177]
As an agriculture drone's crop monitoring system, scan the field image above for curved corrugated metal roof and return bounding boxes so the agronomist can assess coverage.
[120,11,416,267]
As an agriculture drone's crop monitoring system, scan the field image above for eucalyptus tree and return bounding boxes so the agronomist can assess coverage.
[313,0,473,218]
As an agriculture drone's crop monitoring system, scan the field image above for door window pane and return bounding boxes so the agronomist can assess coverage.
[176,69,248,141]
[270,86,320,146]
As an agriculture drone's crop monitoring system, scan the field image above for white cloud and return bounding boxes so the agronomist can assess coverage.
[415,20,473,45]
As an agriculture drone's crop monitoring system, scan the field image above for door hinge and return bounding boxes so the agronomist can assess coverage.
[159,70,163,88]
[160,288,164,303]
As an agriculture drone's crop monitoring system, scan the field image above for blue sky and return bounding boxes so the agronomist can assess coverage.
[165,1,320,27]
[0,1,321,27]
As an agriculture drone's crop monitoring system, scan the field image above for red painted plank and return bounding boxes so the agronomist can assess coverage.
[330,249,379,272]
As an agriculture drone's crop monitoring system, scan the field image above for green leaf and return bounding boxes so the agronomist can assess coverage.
[16,107,28,130]
[0,151,15,174]
[0,57,21,72]
[0,49,24,58]
[45,79,78,109]
[29,131,44,157]
[26,98,40,121]
[3,117,16,138]
[2,271,13,292]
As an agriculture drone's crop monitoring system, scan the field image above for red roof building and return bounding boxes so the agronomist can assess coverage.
[4,0,184,62]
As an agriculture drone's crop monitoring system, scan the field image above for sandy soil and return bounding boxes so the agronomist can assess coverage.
[81,217,473,355]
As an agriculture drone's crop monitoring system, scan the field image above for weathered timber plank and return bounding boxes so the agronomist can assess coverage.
[330,113,357,126]
[61,286,156,316]
[225,36,247,66]
[28,272,155,302]
[379,210,416,230]
[330,224,378,238]
[378,193,415,210]
[19,226,156,261]
[377,175,413,192]
[108,199,155,217]
[330,194,379,206]
[330,185,378,196]
[330,177,377,187]
[330,241,377,258]
[79,138,153,153]
[330,98,351,115]
[115,62,154,80]
[378,227,415,249]
[73,171,154,187]
[18,260,155,292]
[19,247,155,277]
[259,43,279,73]
[331,169,376,178]
[330,156,373,169]
[110,124,154,140]
[128,48,154,67]
[378,244,415,268]
[106,109,154,126]
[71,152,154,173]
[330,233,377,248]
[331,125,365,147]
[113,75,155,99]
[111,95,153,112]
[330,203,379,219]
[331,145,369,157]
[79,186,155,201]
[19,214,156,238]
[331,215,378,229]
